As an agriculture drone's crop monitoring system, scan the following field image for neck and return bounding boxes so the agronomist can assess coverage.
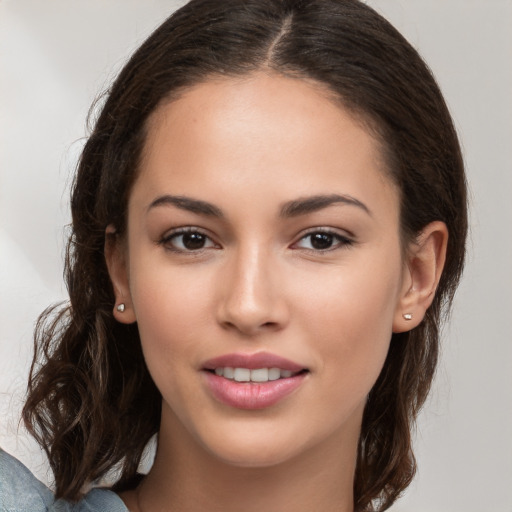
[133,406,361,512]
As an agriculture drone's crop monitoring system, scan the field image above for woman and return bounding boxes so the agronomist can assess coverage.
[0,0,467,511]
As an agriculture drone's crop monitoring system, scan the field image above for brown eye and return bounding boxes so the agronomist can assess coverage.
[161,229,217,252]
[310,233,335,250]
[181,232,207,250]
[294,230,353,251]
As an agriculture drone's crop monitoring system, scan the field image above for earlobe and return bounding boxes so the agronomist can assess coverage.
[393,221,448,333]
[104,225,137,324]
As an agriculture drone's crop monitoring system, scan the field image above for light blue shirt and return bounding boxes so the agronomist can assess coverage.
[0,449,129,512]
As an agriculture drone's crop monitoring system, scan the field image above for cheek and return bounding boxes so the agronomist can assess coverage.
[129,263,214,380]
[295,255,402,393]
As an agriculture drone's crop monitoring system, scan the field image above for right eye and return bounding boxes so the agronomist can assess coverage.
[160,228,217,252]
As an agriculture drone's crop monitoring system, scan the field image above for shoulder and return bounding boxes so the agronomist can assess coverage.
[0,449,128,512]
[0,448,53,511]
[65,489,129,512]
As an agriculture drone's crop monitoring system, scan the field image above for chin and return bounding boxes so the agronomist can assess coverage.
[194,418,321,470]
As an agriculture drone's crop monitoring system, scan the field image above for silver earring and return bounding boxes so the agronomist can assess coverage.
[116,303,125,312]
[403,313,412,321]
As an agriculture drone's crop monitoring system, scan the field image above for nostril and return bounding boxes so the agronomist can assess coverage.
[219,319,278,335]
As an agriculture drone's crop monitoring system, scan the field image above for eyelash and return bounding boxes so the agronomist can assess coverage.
[292,229,354,253]
[158,227,354,254]
[158,227,218,253]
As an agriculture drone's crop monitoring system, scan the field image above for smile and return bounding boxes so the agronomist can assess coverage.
[201,352,309,409]
[211,367,299,382]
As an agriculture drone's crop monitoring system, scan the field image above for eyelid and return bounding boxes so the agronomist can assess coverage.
[291,227,355,251]
[159,226,220,252]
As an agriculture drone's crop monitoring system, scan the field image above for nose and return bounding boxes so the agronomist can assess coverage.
[216,244,289,336]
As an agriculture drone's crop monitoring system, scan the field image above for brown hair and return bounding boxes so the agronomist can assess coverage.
[22,1,467,510]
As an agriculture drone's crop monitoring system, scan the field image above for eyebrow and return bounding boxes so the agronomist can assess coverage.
[147,193,371,218]
[280,194,371,217]
[147,195,223,217]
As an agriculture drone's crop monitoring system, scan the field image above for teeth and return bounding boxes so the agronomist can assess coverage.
[213,367,297,382]
[223,367,234,379]
[250,368,268,382]
[268,368,280,381]
[234,368,251,382]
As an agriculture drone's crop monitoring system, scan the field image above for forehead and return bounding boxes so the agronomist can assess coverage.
[134,72,398,218]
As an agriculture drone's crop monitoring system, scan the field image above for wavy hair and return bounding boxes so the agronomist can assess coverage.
[22,1,467,510]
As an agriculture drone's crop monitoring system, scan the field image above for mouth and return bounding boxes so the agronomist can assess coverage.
[206,367,308,382]
[201,352,309,410]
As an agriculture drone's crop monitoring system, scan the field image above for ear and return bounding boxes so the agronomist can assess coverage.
[393,221,448,333]
[104,225,137,324]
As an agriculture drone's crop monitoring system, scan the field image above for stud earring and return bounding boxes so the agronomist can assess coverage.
[403,313,413,321]
[116,303,125,312]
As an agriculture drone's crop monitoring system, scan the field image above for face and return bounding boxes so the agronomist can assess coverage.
[112,72,411,468]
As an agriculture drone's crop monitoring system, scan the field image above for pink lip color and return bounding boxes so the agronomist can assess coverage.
[202,352,304,372]
[201,352,308,410]
[203,372,307,410]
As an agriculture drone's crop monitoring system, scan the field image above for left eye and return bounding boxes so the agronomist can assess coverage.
[294,231,351,251]
[163,230,216,251]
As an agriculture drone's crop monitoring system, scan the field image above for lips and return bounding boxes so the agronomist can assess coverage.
[202,352,309,410]
[203,352,305,372]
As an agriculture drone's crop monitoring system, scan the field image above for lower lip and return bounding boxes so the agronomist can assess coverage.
[203,372,307,410]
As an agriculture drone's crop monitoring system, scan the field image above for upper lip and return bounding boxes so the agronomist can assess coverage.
[202,351,306,372]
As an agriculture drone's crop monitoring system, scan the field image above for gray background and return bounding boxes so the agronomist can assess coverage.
[1,1,511,510]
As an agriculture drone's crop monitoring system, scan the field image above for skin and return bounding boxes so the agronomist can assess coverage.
[107,72,447,512]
